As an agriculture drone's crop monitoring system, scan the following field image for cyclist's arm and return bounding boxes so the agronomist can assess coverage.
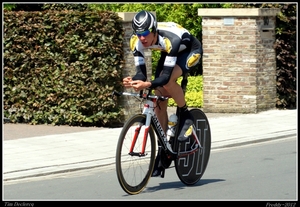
[149,64,173,88]
[130,35,147,81]
[149,36,181,89]
[132,51,147,81]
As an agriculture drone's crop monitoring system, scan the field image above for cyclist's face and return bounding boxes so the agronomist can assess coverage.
[137,32,155,47]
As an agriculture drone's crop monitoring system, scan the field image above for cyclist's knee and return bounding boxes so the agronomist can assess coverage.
[172,64,183,78]
[163,78,180,91]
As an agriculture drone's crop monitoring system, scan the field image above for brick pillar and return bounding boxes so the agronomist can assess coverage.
[198,8,280,113]
[117,12,155,121]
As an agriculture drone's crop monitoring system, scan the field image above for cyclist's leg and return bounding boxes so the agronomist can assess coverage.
[154,52,169,133]
[174,49,202,142]
[152,53,169,177]
[152,87,168,177]
[152,65,184,177]
[154,87,168,132]
[163,65,185,108]
[154,53,188,132]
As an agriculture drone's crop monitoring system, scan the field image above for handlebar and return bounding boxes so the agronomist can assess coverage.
[112,89,169,102]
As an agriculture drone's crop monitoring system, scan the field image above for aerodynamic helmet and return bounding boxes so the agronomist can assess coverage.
[132,10,157,35]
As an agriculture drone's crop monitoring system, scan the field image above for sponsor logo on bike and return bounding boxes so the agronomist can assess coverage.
[153,116,166,139]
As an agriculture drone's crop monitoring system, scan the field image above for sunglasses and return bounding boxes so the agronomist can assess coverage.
[136,29,151,37]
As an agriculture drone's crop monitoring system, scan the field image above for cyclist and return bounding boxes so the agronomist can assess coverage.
[123,10,203,177]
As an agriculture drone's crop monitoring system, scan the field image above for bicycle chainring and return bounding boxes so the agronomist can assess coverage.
[160,149,173,169]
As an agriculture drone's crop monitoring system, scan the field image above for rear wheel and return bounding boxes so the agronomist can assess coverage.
[175,109,211,185]
[115,114,156,195]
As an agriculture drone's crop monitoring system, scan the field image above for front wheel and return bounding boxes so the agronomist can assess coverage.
[115,114,156,195]
[175,109,211,185]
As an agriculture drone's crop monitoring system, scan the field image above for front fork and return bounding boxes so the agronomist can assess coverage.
[129,104,152,157]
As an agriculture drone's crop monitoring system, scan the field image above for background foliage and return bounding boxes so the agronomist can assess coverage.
[273,4,297,109]
[4,9,125,126]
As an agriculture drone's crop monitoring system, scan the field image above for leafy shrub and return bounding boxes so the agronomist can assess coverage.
[3,10,125,126]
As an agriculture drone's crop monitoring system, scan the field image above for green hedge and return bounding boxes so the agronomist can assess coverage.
[4,10,125,126]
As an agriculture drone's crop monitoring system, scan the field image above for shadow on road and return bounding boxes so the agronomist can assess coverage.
[144,178,225,193]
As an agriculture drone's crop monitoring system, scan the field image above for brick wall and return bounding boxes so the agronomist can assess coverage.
[198,8,280,113]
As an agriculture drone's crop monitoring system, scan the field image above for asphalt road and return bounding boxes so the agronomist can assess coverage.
[3,137,297,201]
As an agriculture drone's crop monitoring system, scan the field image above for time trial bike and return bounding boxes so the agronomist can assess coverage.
[113,73,211,195]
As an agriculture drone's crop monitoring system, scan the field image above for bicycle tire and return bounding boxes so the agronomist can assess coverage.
[175,108,211,185]
[116,114,156,195]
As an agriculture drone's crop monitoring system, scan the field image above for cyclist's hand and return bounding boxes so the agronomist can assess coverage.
[130,80,151,91]
[123,77,132,88]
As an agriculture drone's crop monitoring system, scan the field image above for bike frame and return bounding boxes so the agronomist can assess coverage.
[114,75,211,194]
[121,90,202,159]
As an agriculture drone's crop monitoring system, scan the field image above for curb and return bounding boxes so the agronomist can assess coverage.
[4,131,296,182]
